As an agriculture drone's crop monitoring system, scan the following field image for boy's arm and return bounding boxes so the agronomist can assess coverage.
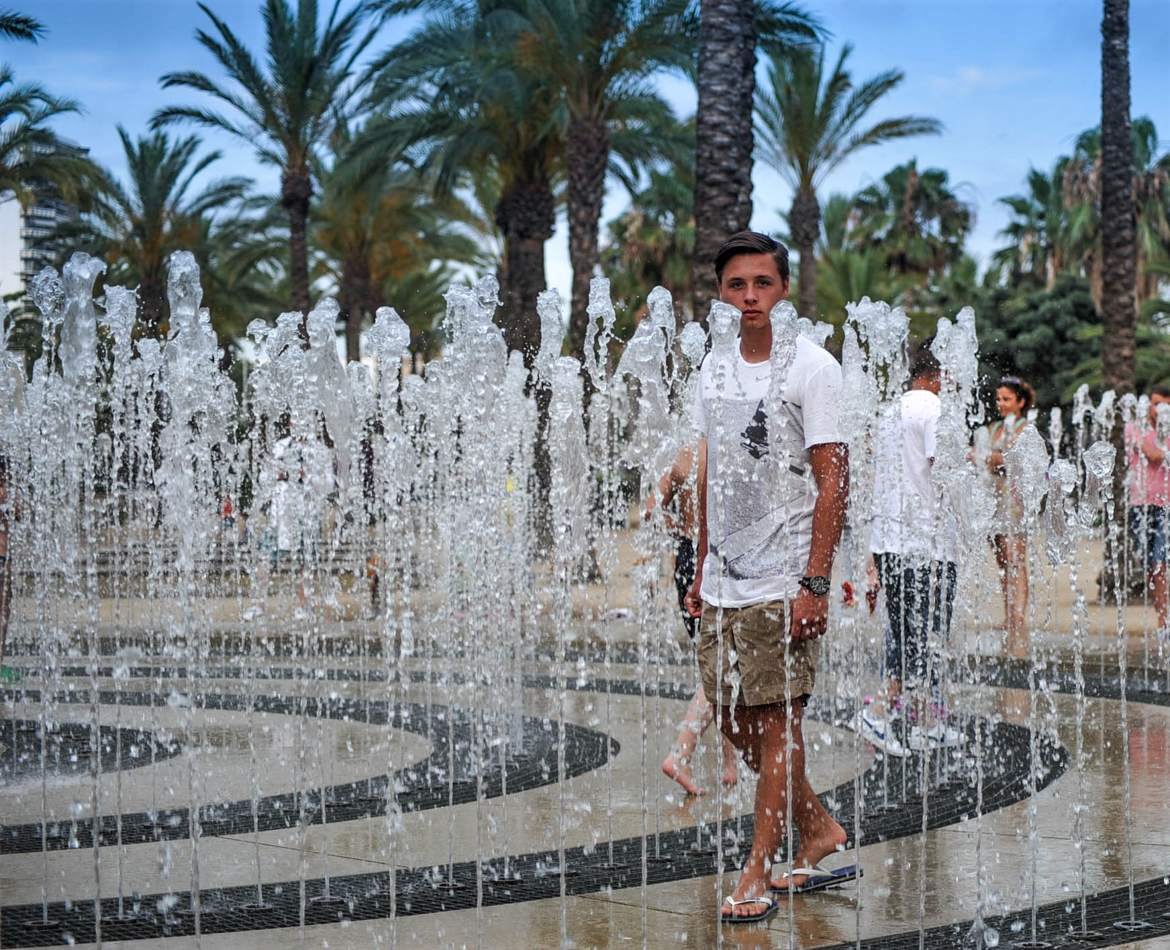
[790,441,849,640]
[683,438,707,618]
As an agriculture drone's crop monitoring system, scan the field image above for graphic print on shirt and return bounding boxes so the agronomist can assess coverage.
[710,394,805,582]
[741,401,769,459]
[693,336,842,606]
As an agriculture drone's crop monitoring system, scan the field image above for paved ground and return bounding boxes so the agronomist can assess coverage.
[2,530,1169,948]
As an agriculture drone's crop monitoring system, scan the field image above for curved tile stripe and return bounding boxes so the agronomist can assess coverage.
[1,720,181,786]
[0,690,616,855]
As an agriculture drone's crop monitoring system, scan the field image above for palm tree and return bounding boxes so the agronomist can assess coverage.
[991,163,1070,291]
[601,147,695,334]
[0,67,91,206]
[690,0,821,319]
[1060,117,1169,309]
[0,10,43,41]
[850,160,972,281]
[153,0,378,316]
[314,129,485,361]
[510,0,691,358]
[754,43,941,317]
[363,0,561,360]
[57,128,252,335]
[1099,0,1136,396]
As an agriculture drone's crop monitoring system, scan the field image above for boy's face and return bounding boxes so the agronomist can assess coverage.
[718,253,789,332]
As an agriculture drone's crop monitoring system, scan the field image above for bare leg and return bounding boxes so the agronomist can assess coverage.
[993,534,1011,639]
[1007,536,1028,653]
[1151,566,1168,629]
[766,703,846,889]
[995,535,1028,657]
[720,730,738,787]
[718,702,844,917]
[662,689,713,796]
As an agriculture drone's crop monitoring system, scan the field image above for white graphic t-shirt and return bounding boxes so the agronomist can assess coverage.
[869,388,957,563]
[692,335,843,607]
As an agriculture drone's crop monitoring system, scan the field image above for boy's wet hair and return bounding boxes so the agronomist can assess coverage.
[714,230,790,284]
[909,339,941,380]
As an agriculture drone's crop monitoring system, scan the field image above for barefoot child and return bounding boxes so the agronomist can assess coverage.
[647,444,738,795]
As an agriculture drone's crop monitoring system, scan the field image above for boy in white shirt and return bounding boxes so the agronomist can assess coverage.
[684,231,853,922]
[863,341,960,755]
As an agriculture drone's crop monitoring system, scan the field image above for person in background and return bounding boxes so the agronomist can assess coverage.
[1126,385,1170,633]
[861,342,961,756]
[648,443,738,796]
[985,375,1036,656]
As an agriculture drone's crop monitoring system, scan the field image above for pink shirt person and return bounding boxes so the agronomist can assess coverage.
[1126,419,1170,508]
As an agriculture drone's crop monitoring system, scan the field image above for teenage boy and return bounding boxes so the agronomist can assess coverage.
[863,342,961,755]
[684,231,853,923]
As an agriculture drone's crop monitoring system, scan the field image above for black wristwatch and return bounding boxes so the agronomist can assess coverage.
[799,575,831,597]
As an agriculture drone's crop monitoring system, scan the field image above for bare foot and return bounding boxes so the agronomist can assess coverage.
[721,870,771,920]
[661,752,703,796]
[769,820,848,890]
[720,756,738,787]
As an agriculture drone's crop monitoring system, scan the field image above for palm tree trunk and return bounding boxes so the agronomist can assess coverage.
[138,268,167,338]
[282,168,313,321]
[566,118,610,361]
[496,177,555,363]
[1099,0,1136,396]
[789,187,821,317]
[691,0,756,321]
[340,256,372,364]
[1099,0,1136,605]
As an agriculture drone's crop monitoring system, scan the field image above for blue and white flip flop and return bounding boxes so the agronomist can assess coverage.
[770,863,862,894]
[721,893,777,923]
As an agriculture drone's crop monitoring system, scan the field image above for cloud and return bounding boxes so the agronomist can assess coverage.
[928,65,1046,95]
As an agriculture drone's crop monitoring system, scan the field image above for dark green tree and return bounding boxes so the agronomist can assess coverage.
[600,139,694,333]
[364,0,561,360]
[0,67,91,207]
[975,275,1100,410]
[850,159,972,282]
[1099,0,1135,397]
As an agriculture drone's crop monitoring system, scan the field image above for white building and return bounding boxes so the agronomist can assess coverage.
[0,137,89,305]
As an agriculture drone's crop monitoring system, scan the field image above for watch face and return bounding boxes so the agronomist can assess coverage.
[803,576,830,596]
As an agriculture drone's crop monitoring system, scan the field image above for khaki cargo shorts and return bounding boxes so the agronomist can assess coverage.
[698,601,819,707]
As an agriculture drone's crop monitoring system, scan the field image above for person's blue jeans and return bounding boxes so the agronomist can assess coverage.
[874,553,957,692]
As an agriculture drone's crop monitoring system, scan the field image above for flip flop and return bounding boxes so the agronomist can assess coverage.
[720,894,776,923]
[769,863,862,895]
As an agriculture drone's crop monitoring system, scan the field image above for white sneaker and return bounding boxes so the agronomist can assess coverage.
[928,722,964,747]
[908,722,963,752]
[859,708,910,758]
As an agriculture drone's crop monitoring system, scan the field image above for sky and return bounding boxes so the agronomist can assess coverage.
[6,0,1170,308]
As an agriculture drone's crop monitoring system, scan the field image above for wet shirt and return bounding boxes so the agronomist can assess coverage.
[691,336,842,607]
[1125,420,1170,507]
[869,389,957,563]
